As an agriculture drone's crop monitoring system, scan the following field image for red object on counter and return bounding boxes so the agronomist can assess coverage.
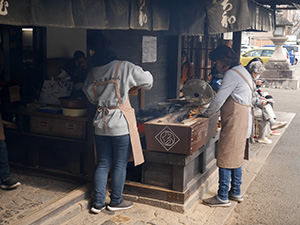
[137,121,145,134]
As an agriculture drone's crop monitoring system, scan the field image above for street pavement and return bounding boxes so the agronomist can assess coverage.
[1,65,300,225]
[225,87,300,222]
[0,170,79,225]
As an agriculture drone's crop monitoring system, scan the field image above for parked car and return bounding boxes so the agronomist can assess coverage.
[240,47,289,67]
[263,44,295,65]
[241,45,254,54]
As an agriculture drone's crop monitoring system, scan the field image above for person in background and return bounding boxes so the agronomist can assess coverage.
[71,50,89,86]
[180,51,194,93]
[57,50,89,98]
[0,114,21,190]
[58,50,89,90]
[83,33,153,213]
[202,45,253,207]
[245,59,287,144]
[207,64,224,92]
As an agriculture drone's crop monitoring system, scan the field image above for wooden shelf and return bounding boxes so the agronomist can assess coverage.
[1,107,88,122]
[5,128,87,143]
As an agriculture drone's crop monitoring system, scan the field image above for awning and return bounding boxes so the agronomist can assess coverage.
[0,0,273,35]
[0,0,205,35]
[246,0,275,31]
[205,0,275,34]
[169,0,205,36]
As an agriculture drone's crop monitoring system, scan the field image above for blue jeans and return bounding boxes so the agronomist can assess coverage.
[0,140,10,181]
[94,134,131,206]
[218,167,242,201]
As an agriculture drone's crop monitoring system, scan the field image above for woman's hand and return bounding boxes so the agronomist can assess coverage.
[260,97,267,106]
[256,79,263,86]
[129,86,141,95]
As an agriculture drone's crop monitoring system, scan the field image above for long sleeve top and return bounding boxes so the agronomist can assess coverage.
[252,86,263,108]
[203,65,253,137]
[83,60,153,136]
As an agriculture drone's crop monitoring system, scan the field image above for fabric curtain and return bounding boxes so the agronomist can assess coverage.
[0,0,32,26]
[0,0,273,34]
[31,0,74,28]
[247,0,275,31]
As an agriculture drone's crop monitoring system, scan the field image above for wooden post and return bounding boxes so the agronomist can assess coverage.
[233,31,242,61]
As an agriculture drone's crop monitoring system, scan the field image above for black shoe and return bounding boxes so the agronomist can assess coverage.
[90,204,106,214]
[107,199,133,211]
[202,195,231,207]
[0,178,21,190]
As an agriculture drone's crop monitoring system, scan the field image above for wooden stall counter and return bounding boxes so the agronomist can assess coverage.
[1,107,90,181]
[123,113,220,212]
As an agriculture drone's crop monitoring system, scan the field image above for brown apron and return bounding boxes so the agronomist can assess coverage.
[217,69,254,168]
[91,61,144,166]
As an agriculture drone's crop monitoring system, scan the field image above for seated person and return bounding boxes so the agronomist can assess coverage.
[254,80,286,131]
[245,59,287,144]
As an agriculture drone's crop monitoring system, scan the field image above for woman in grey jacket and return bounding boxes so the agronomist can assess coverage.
[202,45,253,207]
[83,34,153,213]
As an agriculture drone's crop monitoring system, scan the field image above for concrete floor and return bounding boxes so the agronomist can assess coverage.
[226,87,300,225]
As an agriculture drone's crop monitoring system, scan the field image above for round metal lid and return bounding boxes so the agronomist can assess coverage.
[182,79,215,106]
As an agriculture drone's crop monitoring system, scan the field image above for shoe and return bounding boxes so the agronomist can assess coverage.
[0,178,21,190]
[228,192,244,203]
[271,130,280,136]
[90,204,106,214]
[257,137,272,144]
[271,121,287,130]
[106,199,133,211]
[202,195,231,207]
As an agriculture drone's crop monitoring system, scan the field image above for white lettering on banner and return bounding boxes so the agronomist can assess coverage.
[0,0,8,16]
[221,0,236,28]
[139,0,148,26]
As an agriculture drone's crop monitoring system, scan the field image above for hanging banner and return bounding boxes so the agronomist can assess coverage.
[0,0,273,35]
[71,0,107,29]
[105,0,130,29]
[130,0,152,30]
[0,0,33,26]
[205,0,251,34]
[152,0,170,31]
[31,0,74,28]
[247,1,275,31]
[169,0,205,36]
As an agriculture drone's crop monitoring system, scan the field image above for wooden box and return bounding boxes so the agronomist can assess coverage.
[144,113,218,154]
[30,115,86,140]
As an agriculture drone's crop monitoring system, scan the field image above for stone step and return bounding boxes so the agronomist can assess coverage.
[14,183,92,225]
[43,199,91,225]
